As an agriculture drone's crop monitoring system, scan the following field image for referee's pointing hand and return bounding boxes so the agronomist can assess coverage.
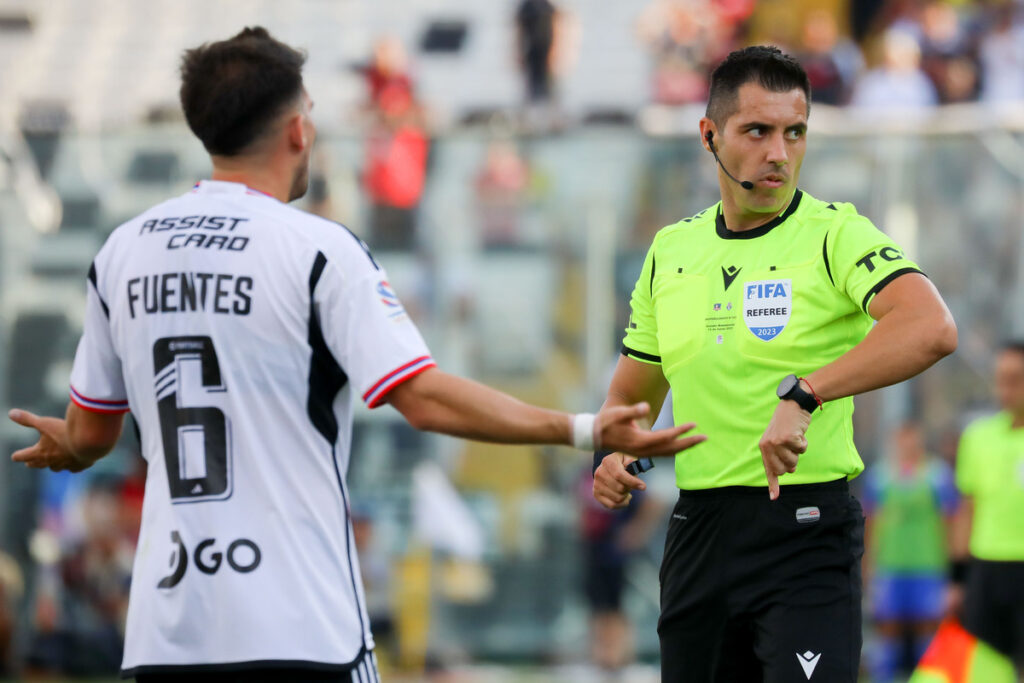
[759,399,812,500]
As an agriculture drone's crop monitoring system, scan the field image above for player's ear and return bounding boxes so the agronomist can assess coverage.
[286,113,308,152]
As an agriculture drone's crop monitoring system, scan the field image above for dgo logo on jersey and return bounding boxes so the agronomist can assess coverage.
[743,279,792,341]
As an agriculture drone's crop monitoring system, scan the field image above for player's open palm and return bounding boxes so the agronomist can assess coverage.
[597,402,706,457]
[8,409,86,473]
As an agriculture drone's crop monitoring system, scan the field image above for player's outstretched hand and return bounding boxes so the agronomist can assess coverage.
[759,399,811,501]
[596,402,706,458]
[8,409,87,473]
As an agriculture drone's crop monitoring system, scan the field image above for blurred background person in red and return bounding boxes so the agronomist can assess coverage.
[363,83,429,252]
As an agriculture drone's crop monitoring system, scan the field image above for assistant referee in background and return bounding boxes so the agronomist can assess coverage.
[593,46,957,681]
[949,342,1024,673]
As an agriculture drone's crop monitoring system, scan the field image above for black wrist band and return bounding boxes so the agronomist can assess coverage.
[592,449,613,476]
[949,559,969,584]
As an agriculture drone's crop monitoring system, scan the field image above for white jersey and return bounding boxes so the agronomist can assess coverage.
[69,180,434,676]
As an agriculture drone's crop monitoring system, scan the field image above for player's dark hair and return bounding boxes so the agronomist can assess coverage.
[706,46,811,126]
[1000,340,1024,358]
[180,27,306,156]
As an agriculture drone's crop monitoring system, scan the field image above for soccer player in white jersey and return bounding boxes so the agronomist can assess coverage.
[7,27,702,682]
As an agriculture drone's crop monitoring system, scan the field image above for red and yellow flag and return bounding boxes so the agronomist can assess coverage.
[908,618,1016,683]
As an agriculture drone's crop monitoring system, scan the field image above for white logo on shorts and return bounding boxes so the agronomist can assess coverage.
[795,506,820,524]
[796,650,821,679]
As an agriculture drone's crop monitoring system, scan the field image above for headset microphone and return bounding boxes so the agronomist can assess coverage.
[705,131,754,190]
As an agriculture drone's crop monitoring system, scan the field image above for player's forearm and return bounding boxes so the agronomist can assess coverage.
[804,302,956,402]
[389,369,571,445]
[66,403,123,465]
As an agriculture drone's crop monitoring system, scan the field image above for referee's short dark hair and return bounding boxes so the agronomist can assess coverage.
[180,27,307,156]
[706,46,811,127]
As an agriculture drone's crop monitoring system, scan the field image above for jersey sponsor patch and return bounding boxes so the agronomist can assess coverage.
[377,280,406,318]
[743,279,791,341]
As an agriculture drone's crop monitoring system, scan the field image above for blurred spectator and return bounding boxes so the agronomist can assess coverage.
[25,478,134,678]
[798,10,864,105]
[515,0,559,107]
[359,37,415,113]
[363,84,429,251]
[850,0,890,43]
[852,29,939,112]
[917,2,980,103]
[577,467,662,672]
[0,553,24,677]
[474,140,531,248]
[978,4,1024,104]
[636,0,737,105]
[863,423,958,682]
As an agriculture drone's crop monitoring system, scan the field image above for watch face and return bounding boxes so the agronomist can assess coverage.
[777,374,798,398]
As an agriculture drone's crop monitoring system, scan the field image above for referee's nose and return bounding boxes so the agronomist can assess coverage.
[765,131,789,166]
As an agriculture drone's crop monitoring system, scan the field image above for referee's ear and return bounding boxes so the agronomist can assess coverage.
[699,117,718,153]
[592,449,613,475]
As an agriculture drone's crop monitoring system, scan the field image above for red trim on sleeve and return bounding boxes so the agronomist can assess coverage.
[69,386,130,414]
[367,362,437,408]
[362,356,432,402]
[69,393,131,415]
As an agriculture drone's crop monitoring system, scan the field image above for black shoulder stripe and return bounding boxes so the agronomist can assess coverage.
[650,253,656,295]
[87,261,110,319]
[822,234,834,287]
[861,267,925,312]
[336,223,380,271]
[309,251,328,292]
[307,250,349,444]
[621,344,661,364]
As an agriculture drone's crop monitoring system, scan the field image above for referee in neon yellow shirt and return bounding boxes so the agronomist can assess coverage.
[592,46,958,681]
[949,342,1024,672]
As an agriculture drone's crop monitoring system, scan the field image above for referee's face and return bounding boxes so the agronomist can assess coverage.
[715,83,808,216]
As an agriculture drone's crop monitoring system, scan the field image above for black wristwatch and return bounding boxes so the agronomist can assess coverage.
[776,374,819,413]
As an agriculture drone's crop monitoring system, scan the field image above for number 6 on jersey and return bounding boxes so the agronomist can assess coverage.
[153,336,232,503]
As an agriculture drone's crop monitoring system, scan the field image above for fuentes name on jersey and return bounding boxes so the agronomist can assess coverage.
[127,272,254,318]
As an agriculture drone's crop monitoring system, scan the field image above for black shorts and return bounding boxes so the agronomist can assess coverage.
[658,479,864,683]
[136,671,349,683]
[962,558,1024,665]
[133,650,380,683]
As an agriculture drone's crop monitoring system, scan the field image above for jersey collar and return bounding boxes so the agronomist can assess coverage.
[715,189,803,240]
[192,180,276,200]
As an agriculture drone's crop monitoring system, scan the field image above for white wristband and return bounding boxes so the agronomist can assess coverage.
[572,413,597,451]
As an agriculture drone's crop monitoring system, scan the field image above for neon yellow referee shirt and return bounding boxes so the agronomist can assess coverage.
[622,189,923,489]
[956,412,1024,561]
